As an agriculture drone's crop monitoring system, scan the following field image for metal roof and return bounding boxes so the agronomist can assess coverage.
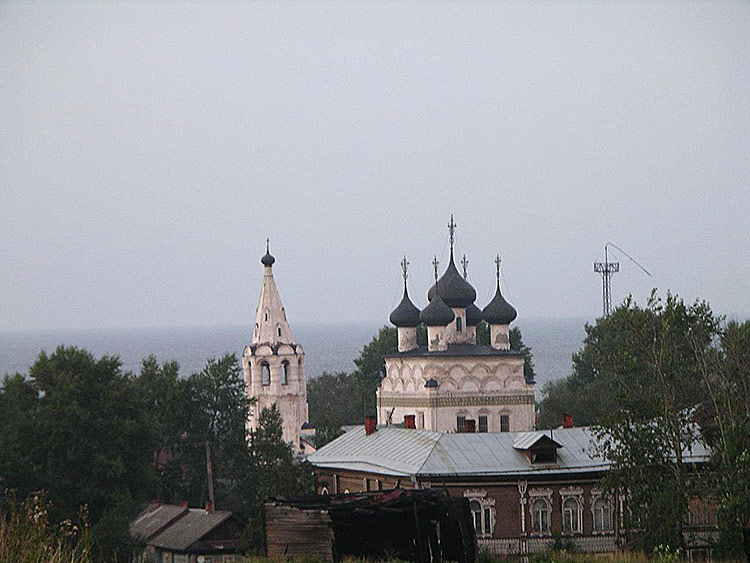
[511,431,562,450]
[130,504,188,541]
[308,426,710,478]
[149,508,233,552]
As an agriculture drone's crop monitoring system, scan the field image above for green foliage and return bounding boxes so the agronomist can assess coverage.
[307,371,362,447]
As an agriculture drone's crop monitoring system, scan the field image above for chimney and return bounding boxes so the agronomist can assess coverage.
[562,413,573,429]
[150,499,159,508]
[178,501,188,508]
[205,500,214,513]
[365,416,377,435]
[463,419,476,433]
[404,415,416,429]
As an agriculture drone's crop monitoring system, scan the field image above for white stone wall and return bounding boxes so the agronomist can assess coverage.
[377,354,535,432]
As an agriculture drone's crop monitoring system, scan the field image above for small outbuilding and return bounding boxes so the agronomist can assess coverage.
[264,488,477,562]
[131,502,245,563]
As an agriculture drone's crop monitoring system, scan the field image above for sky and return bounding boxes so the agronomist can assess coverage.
[1,1,749,331]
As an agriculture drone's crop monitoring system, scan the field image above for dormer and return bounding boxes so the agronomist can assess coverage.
[513,432,563,464]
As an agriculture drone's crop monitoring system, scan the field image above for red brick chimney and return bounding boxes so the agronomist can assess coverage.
[365,416,377,435]
[205,500,214,512]
[562,413,573,429]
[404,414,416,429]
[463,419,476,433]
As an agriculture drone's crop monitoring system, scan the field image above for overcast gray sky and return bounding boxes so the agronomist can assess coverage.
[1,1,748,331]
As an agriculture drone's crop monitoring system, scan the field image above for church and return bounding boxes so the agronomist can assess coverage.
[378,216,535,434]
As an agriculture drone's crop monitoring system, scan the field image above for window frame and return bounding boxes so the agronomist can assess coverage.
[261,362,271,386]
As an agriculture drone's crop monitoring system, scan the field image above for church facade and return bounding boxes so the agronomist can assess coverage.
[377,218,536,433]
[242,243,314,454]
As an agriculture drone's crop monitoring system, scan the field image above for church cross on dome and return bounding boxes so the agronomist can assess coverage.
[495,254,502,287]
[432,256,440,283]
[448,214,457,249]
[461,254,469,279]
[400,256,410,286]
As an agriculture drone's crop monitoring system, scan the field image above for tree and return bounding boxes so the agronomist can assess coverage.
[0,346,154,562]
[307,371,362,447]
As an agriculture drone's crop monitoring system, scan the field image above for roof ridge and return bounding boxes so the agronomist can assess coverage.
[414,432,445,476]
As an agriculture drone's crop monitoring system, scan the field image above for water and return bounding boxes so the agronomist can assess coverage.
[0,318,590,394]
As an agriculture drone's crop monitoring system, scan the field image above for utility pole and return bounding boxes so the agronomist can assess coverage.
[205,440,215,511]
[594,246,619,317]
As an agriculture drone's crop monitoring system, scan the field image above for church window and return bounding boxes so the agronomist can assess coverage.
[531,499,550,533]
[261,362,270,386]
[277,325,282,337]
[281,361,289,385]
[478,415,488,433]
[563,497,582,533]
[456,317,462,332]
[500,414,510,432]
[264,309,269,322]
[456,415,466,433]
[594,497,612,532]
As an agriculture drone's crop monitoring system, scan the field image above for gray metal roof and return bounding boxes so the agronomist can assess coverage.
[511,431,562,450]
[130,504,188,541]
[307,426,710,478]
[149,508,233,552]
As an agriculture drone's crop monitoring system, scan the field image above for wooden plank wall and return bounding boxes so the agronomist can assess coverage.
[264,503,334,560]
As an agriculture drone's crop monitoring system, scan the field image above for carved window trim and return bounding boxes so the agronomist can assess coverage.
[560,487,584,535]
[590,488,614,534]
[528,488,553,536]
[464,490,496,538]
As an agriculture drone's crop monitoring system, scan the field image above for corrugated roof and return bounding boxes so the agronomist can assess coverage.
[130,504,188,541]
[308,426,710,478]
[149,508,233,552]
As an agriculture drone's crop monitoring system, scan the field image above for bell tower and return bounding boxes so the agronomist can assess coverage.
[242,241,314,453]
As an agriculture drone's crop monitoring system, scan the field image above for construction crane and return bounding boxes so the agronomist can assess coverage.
[594,243,652,317]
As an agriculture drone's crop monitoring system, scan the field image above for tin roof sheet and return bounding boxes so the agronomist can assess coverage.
[149,508,233,552]
[308,426,710,478]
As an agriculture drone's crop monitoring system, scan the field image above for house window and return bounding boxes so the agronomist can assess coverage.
[478,415,488,433]
[531,499,550,533]
[470,500,482,531]
[563,497,582,533]
[377,480,383,491]
[281,361,289,385]
[261,362,270,386]
[500,414,510,432]
[465,492,495,537]
[456,415,466,433]
[321,487,329,495]
[456,317,462,332]
[594,497,612,532]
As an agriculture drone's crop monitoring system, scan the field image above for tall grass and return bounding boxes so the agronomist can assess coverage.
[0,491,91,563]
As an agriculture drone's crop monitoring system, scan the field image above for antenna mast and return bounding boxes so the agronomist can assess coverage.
[594,243,652,317]
[593,246,619,317]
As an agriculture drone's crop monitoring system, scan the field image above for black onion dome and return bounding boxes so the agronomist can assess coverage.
[482,284,517,325]
[427,252,477,308]
[261,250,275,267]
[420,295,455,326]
[465,302,483,326]
[389,287,421,327]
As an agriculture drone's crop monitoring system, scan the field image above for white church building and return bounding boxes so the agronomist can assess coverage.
[242,242,315,454]
[377,218,536,433]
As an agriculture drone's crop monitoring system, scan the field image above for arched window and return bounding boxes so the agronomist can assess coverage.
[594,497,612,532]
[563,497,582,533]
[281,361,289,385]
[531,499,550,533]
[320,487,329,495]
[261,362,270,386]
[499,414,510,432]
[456,316,463,332]
[264,309,269,322]
[470,500,482,532]
[277,325,282,337]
